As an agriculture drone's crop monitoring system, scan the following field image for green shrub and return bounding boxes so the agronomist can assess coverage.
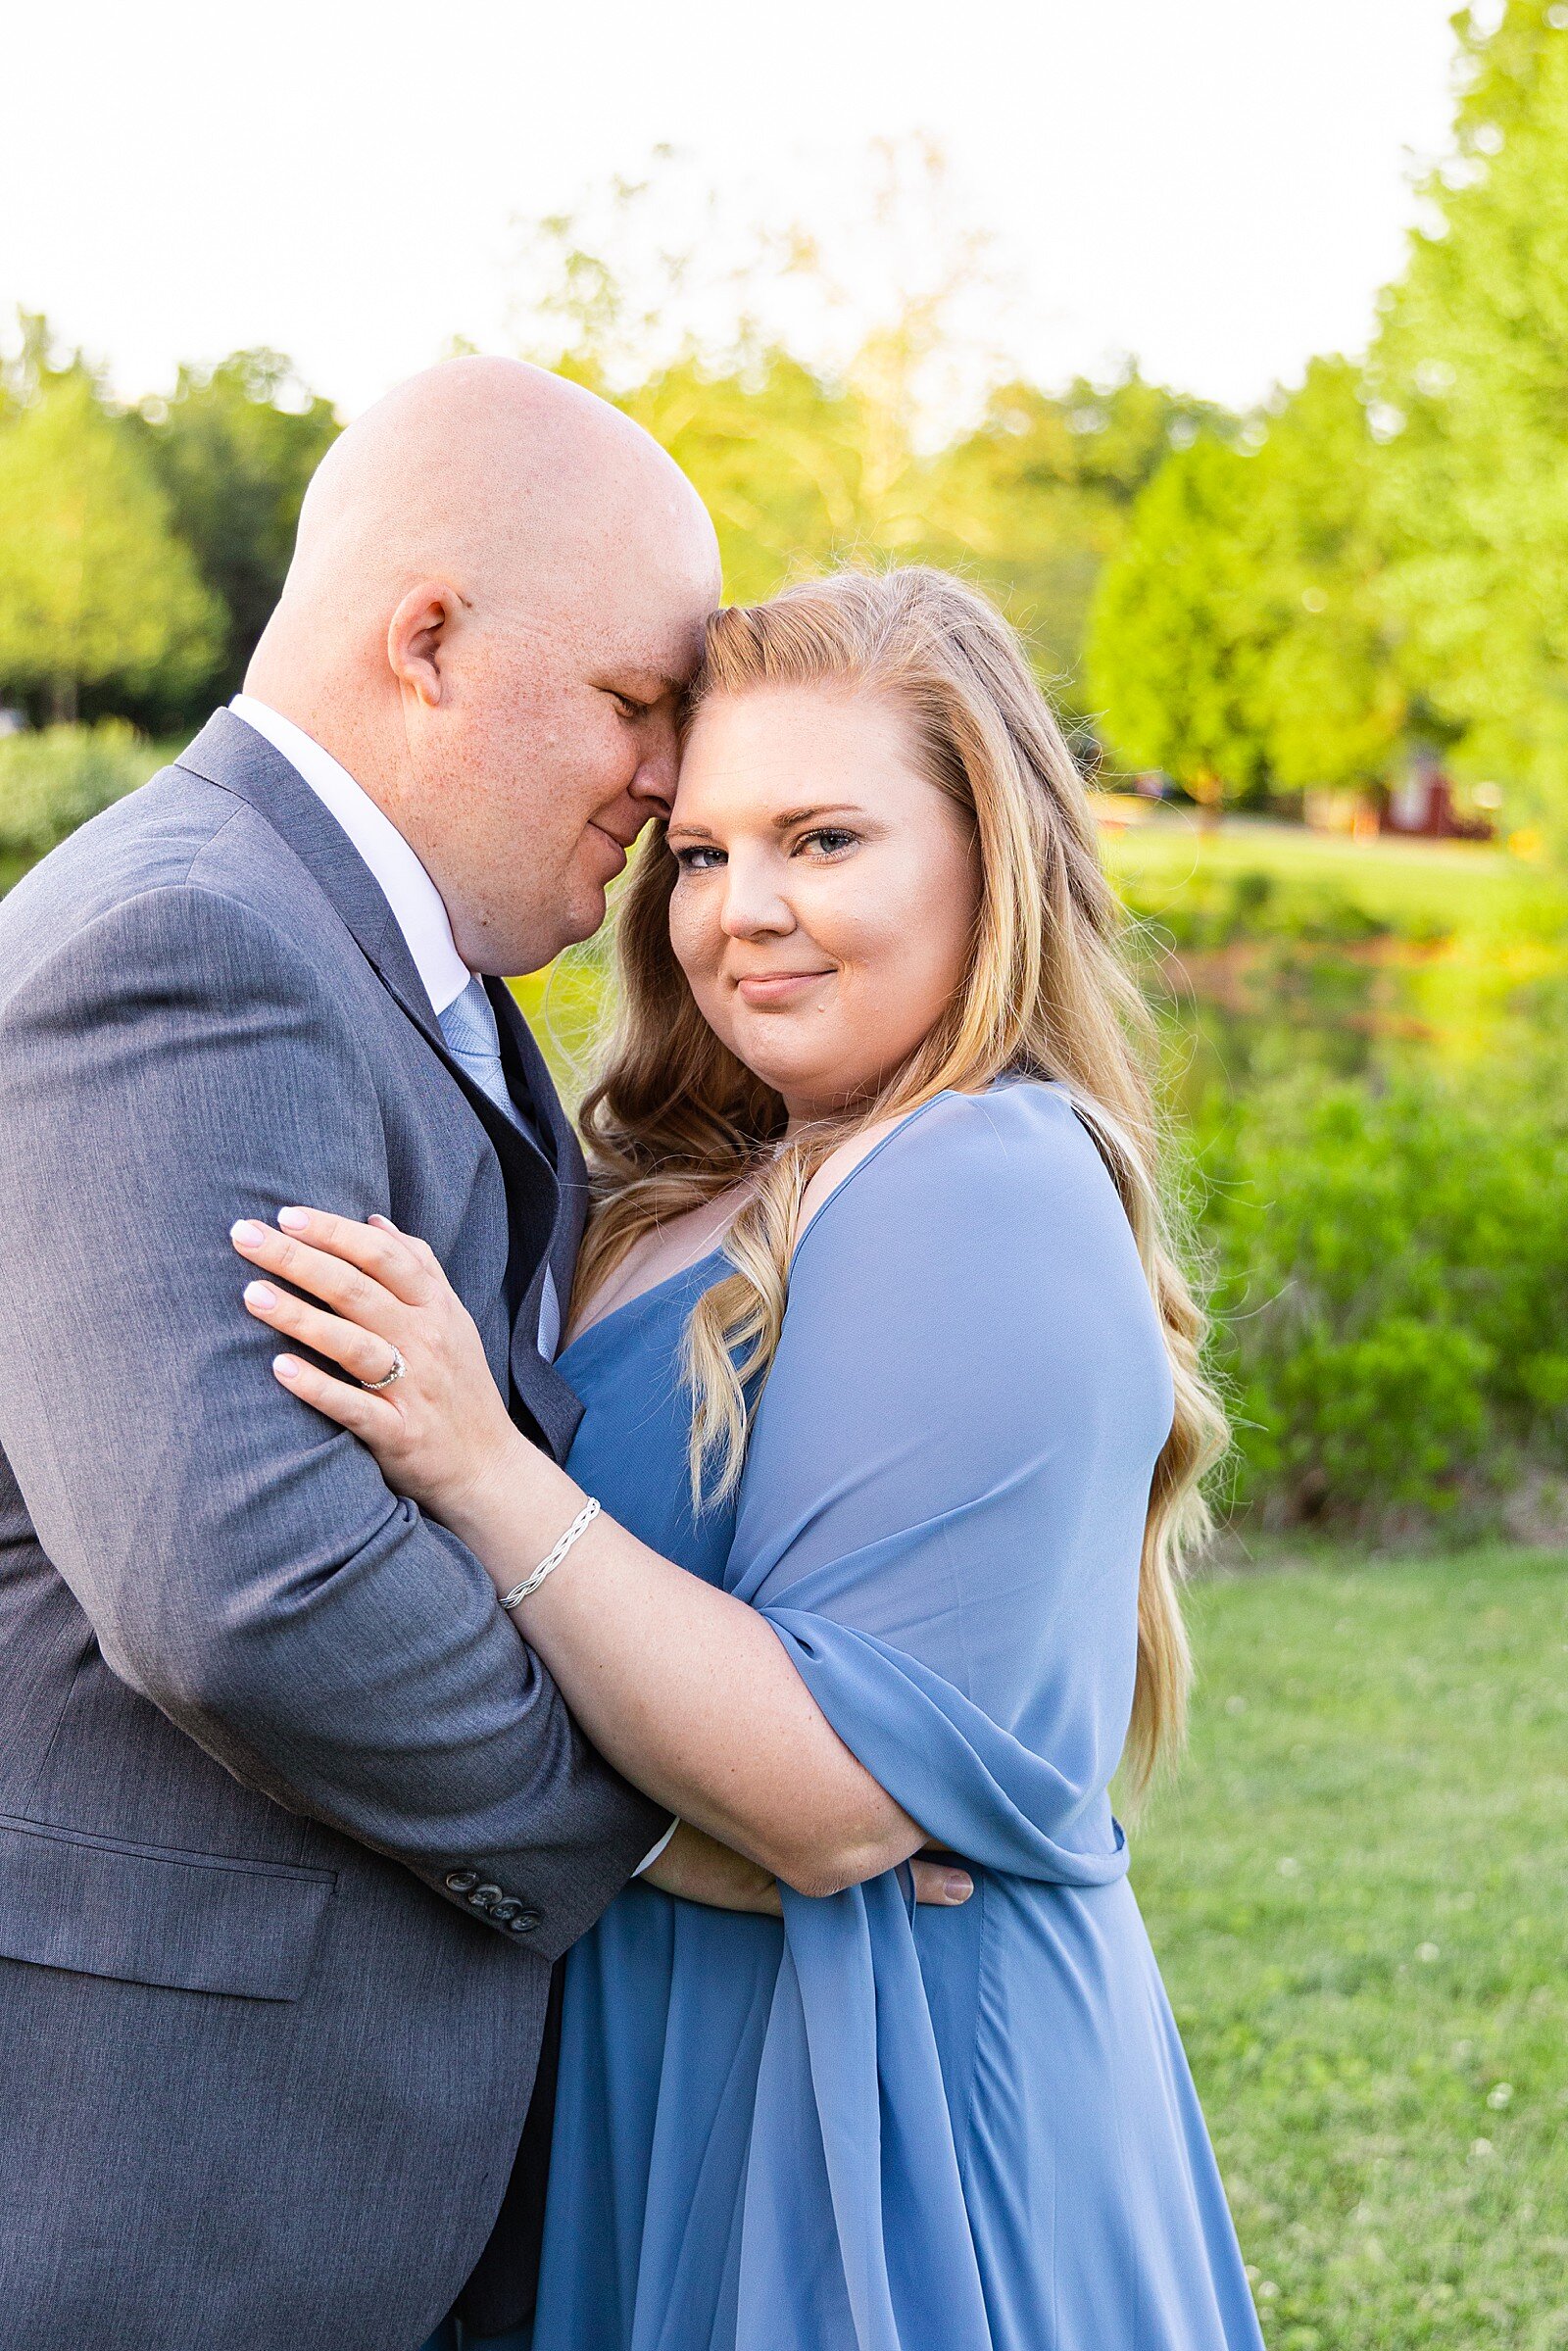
[1198,1069,1568,1530]
[0,722,159,864]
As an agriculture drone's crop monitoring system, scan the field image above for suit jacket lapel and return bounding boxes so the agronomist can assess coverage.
[176,711,585,1459]
[488,982,589,1267]
[180,710,427,1013]
[488,982,590,1457]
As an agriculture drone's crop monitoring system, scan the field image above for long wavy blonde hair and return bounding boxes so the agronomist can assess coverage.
[577,566,1226,1794]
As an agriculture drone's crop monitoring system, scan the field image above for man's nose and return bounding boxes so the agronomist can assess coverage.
[628,751,676,822]
[628,710,680,819]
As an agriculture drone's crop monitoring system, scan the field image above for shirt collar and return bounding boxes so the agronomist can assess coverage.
[229,694,471,1018]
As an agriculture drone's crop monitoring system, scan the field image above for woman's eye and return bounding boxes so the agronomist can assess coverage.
[673,845,726,873]
[798,827,858,857]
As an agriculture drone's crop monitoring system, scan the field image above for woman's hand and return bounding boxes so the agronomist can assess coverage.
[231,1207,519,1523]
[227,1217,948,1904]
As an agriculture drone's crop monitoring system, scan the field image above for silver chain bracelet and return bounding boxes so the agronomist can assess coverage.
[499,1496,601,1614]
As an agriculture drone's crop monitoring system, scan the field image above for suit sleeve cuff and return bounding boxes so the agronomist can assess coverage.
[632,1818,680,1876]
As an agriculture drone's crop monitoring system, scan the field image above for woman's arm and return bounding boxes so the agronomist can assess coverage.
[230,1207,932,1899]
[450,1427,927,1898]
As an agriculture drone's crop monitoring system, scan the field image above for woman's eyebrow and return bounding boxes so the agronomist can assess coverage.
[772,803,866,830]
[667,803,869,845]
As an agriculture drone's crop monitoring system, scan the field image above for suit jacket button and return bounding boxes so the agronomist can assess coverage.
[509,1909,542,1935]
[468,1883,504,1911]
[490,1898,522,1925]
[445,1870,479,1894]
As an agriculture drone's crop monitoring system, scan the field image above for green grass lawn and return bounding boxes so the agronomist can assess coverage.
[1133,1544,1568,2350]
[1099,811,1568,943]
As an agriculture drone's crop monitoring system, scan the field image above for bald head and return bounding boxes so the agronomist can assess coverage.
[281,358,711,636]
[247,357,720,973]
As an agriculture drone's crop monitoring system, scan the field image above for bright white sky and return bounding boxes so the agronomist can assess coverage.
[7,0,1464,420]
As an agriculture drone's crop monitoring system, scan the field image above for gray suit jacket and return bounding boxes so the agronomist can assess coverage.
[0,712,662,2349]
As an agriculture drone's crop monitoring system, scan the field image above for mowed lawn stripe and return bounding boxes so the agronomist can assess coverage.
[1133,1545,1568,2350]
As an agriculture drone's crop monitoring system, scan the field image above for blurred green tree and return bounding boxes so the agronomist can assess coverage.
[922,370,1237,723]
[1368,0,1568,827]
[1087,360,1406,805]
[138,349,340,719]
[511,159,1224,725]
[0,342,220,724]
[1248,358,1408,793]
[0,312,59,421]
[514,150,985,606]
[619,352,890,606]
[1084,431,1274,805]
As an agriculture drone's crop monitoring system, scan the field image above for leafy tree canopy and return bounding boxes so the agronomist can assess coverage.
[1085,431,1275,803]
[138,349,340,717]
[924,371,1238,712]
[514,165,1224,725]
[1087,360,1406,803]
[0,344,220,724]
[1368,1,1568,822]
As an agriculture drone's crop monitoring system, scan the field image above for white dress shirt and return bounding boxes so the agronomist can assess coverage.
[229,696,553,1271]
[230,697,676,1877]
[230,695,470,1018]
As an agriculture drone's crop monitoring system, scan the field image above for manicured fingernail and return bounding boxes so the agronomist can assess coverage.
[278,1208,310,1232]
[368,1214,399,1232]
[244,1281,278,1309]
[943,1872,973,1904]
[231,1220,265,1246]
[273,1354,302,1380]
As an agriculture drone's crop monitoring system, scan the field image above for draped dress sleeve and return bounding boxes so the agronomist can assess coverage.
[720,1080,1176,2351]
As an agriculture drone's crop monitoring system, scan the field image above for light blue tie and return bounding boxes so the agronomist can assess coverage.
[438,976,561,1360]
[438,975,514,1117]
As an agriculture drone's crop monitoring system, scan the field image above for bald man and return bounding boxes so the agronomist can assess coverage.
[0,362,723,2350]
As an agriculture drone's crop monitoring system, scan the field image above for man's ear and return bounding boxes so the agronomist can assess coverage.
[388,580,463,708]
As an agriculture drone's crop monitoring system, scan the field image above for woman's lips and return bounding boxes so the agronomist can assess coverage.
[734,970,834,1006]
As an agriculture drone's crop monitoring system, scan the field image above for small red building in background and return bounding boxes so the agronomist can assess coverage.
[1382,754,1494,842]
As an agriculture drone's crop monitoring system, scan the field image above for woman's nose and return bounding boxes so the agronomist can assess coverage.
[719,858,794,940]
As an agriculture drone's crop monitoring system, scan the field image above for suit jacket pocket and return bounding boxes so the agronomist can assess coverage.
[0,1812,336,2000]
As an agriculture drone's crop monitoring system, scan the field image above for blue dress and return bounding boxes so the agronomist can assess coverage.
[525,1081,1264,2351]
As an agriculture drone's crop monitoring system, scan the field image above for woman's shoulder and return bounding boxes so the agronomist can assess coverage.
[795,1078,1114,1272]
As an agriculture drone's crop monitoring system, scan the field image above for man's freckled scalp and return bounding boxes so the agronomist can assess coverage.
[243,356,719,975]
[281,358,717,631]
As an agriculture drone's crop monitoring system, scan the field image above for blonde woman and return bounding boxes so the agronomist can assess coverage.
[231,569,1263,2351]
